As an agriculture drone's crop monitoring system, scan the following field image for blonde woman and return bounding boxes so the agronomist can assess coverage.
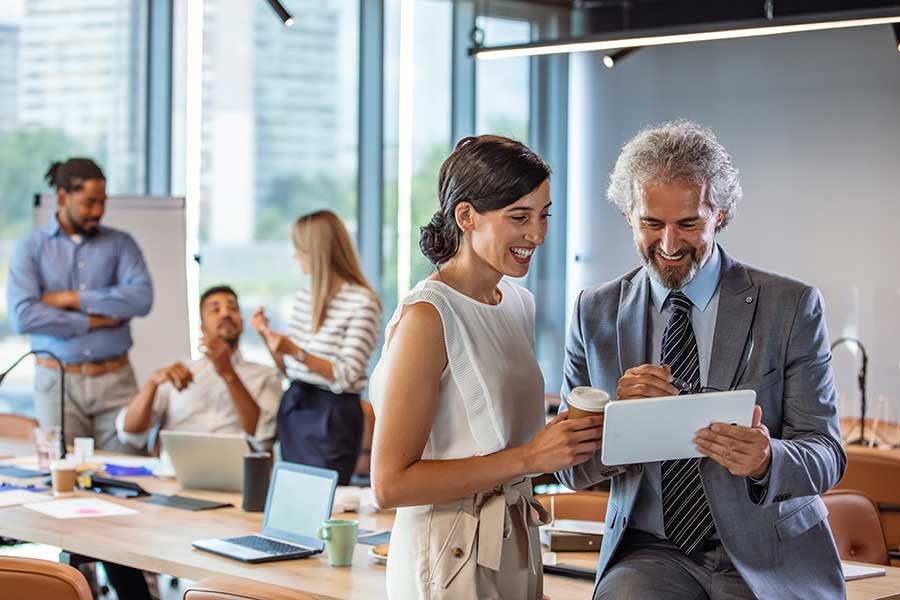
[252,210,382,484]
[369,136,604,599]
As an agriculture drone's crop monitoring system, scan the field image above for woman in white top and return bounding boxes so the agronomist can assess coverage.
[252,210,382,484]
[369,136,604,599]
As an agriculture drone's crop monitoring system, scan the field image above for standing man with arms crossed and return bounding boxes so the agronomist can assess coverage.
[557,121,846,599]
[7,158,153,452]
[7,158,154,598]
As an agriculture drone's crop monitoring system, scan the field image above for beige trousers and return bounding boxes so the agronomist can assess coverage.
[386,478,550,600]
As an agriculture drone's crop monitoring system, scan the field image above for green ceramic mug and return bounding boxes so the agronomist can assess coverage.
[317,519,359,566]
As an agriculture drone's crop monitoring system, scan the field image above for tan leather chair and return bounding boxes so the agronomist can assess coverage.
[0,557,93,600]
[353,398,376,477]
[0,413,39,441]
[535,491,609,522]
[823,489,890,565]
[835,446,900,559]
[184,575,317,599]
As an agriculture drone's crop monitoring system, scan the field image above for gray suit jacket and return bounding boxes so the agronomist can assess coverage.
[556,247,847,599]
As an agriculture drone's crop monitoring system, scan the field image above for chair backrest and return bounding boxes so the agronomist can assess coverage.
[835,446,900,550]
[0,557,93,600]
[184,575,317,599]
[354,398,376,477]
[822,489,890,566]
[535,491,609,522]
[0,413,39,441]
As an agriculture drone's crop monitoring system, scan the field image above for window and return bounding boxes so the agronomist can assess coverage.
[381,0,453,318]
[475,15,531,141]
[0,0,148,414]
[182,0,360,363]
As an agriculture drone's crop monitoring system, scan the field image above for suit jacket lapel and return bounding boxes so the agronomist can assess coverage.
[708,247,759,390]
[617,269,650,377]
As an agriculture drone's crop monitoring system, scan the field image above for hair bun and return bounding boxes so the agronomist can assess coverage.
[419,211,457,265]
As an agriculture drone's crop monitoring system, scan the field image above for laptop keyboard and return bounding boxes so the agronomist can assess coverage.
[226,535,310,556]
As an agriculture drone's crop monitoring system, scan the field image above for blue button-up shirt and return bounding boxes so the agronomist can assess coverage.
[629,244,723,539]
[7,216,153,364]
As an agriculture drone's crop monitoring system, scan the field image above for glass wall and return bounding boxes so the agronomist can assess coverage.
[475,15,531,141]
[187,0,360,364]
[0,0,148,414]
[381,0,453,319]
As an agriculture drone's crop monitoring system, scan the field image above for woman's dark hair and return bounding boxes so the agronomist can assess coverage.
[45,158,105,193]
[419,135,551,265]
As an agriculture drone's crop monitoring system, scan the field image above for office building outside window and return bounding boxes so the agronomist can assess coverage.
[0,0,148,415]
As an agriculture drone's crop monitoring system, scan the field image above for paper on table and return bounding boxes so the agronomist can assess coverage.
[23,497,139,519]
[841,561,886,581]
[542,519,606,536]
[0,490,54,508]
[99,456,160,469]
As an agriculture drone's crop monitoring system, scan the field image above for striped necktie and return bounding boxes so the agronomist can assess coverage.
[660,291,716,554]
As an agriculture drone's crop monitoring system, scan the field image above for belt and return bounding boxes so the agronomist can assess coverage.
[474,479,551,575]
[35,353,129,377]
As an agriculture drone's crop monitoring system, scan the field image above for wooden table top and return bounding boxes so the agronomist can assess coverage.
[0,453,592,599]
[2,452,899,599]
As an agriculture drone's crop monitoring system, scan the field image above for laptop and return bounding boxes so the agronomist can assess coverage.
[192,462,338,563]
[159,430,250,492]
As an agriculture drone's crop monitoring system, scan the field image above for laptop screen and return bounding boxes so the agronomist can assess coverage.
[261,463,338,548]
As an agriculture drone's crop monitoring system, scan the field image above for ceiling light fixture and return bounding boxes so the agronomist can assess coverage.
[470,9,900,60]
[265,0,294,27]
[602,47,639,68]
[893,23,900,52]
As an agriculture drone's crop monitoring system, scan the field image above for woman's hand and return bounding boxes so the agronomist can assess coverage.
[523,413,604,474]
[250,306,269,334]
[260,326,299,357]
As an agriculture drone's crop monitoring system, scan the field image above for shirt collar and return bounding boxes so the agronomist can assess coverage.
[199,349,244,367]
[649,244,722,313]
[44,214,64,237]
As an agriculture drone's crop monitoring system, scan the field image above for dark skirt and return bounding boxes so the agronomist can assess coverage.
[277,380,363,485]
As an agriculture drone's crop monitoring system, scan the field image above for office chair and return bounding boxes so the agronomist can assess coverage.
[823,489,890,566]
[0,556,93,600]
[184,575,317,599]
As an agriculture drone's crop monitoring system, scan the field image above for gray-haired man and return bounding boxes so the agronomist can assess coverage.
[557,120,846,599]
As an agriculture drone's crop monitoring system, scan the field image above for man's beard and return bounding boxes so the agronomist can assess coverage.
[639,241,705,290]
[74,218,100,237]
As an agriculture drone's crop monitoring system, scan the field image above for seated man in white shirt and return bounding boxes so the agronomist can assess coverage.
[117,285,280,451]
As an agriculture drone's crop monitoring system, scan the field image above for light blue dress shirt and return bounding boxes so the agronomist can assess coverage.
[7,216,153,364]
[629,244,723,539]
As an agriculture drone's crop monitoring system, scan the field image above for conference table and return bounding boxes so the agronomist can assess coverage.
[2,452,900,599]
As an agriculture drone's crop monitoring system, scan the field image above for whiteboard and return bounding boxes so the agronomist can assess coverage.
[34,195,191,385]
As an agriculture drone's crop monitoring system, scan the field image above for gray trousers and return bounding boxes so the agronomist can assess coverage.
[595,529,757,600]
[34,362,139,454]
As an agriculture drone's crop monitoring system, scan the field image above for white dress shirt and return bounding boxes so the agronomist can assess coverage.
[116,351,281,450]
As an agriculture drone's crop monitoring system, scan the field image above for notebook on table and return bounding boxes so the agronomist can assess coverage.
[192,462,338,563]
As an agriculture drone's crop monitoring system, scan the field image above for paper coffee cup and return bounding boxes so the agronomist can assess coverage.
[50,459,77,496]
[566,387,611,420]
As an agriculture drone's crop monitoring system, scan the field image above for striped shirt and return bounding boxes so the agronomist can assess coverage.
[286,283,382,394]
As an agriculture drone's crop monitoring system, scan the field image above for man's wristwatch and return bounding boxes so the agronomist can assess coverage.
[294,348,307,363]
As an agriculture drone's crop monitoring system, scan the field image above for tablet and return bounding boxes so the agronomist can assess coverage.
[600,390,757,466]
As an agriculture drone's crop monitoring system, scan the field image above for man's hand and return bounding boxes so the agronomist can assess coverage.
[150,362,194,391]
[616,364,678,399]
[88,315,124,330]
[202,333,235,377]
[694,405,771,478]
[250,306,269,334]
[260,326,299,358]
[41,290,80,310]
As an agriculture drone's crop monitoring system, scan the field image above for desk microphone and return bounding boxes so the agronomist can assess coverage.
[831,337,868,446]
[0,350,67,458]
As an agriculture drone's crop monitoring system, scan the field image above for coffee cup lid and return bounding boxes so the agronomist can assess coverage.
[567,386,611,411]
[50,458,77,470]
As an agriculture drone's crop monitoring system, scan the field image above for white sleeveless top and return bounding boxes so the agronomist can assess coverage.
[369,278,545,459]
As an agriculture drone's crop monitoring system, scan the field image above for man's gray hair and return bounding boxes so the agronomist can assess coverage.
[607,120,742,231]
